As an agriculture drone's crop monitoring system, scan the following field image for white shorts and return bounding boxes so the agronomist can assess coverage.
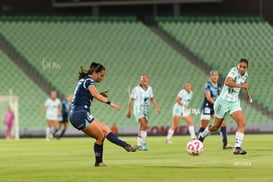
[214,97,242,118]
[172,103,190,117]
[46,114,58,121]
[133,109,149,121]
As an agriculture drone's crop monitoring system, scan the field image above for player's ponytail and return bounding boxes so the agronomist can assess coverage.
[78,62,106,80]
[78,66,90,80]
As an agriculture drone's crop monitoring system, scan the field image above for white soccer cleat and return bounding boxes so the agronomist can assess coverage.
[165,139,172,144]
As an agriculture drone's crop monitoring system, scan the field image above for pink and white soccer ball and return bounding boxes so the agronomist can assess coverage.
[186,140,204,156]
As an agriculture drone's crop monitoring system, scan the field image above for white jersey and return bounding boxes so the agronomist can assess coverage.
[172,88,192,117]
[220,66,248,102]
[44,98,61,120]
[177,88,192,106]
[130,85,154,117]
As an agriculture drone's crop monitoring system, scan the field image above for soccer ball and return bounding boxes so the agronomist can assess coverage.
[186,140,203,156]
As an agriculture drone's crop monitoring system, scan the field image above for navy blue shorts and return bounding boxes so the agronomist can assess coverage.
[69,110,94,130]
[60,113,69,123]
[200,105,215,116]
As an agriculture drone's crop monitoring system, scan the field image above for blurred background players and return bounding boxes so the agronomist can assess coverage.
[198,71,232,149]
[38,91,61,140]
[4,106,14,140]
[127,74,160,151]
[166,82,196,143]
[56,94,72,139]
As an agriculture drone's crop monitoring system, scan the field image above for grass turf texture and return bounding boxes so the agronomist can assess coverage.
[0,135,273,182]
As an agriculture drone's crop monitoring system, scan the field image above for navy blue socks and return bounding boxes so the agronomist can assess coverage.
[94,143,103,164]
[106,132,127,147]
[198,127,205,134]
[220,126,228,146]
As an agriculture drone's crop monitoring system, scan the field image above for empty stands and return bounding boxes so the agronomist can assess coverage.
[0,16,271,131]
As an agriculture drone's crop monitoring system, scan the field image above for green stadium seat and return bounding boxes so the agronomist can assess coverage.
[0,16,272,128]
[0,50,48,128]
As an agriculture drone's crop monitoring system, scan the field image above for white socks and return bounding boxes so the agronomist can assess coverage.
[46,127,50,139]
[235,132,244,148]
[200,127,211,138]
[166,126,196,140]
[137,130,147,146]
[166,129,174,141]
[141,131,147,144]
[188,125,196,139]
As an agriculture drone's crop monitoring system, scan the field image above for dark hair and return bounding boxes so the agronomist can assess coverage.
[78,62,106,80]
[90,62,105,73]
[239,59,249,67]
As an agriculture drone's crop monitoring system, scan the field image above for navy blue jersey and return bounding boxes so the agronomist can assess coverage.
[62,99,71,115]
[71,75,96,112]
[61,99,71,122]
[200,81,221,109]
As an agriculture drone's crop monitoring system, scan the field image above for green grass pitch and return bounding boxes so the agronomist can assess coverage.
[0,135,273,182]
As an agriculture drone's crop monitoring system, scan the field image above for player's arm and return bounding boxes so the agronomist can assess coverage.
[151,97,160,114]
[100,90,108,98]
[245,87,252,103]
[205,91,214,104]
[38,105,46,116]
[176,96,182,106]
[225,77,252,102]
[244,81,252,102]
[57,101,62,117]
[225,77,248,89]
[88,85,120,110]
[126,98,134,118]
[176,96,189,109]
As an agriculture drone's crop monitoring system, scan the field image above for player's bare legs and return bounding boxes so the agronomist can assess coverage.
[83,121,106,144]
[170,115,180,131]
[209,118,224,131]
[199,117,232,149]
[46,119,59,139]
[200,119,209,129]
[198,117,224,142]
[83,120,107,167]
[83,120,136,167]
[230,110,246,133]
[137,117,148,150]
[183,115,196,140]
[230,110,247,154]
[166,115,180,143]
[56,122,68,139]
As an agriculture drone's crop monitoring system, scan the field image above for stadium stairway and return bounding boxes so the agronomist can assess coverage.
[0,33,65,99]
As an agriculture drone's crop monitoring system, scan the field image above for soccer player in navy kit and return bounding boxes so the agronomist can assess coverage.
[198,71,232,149]
[69,62,136,167]
[56,94,72,139]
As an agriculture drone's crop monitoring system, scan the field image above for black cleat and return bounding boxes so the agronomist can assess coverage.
[95,162,108,167]
[223,144,233,150]
[124,144,137,152]
[233,147,247,155]
[197,134,205,142]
